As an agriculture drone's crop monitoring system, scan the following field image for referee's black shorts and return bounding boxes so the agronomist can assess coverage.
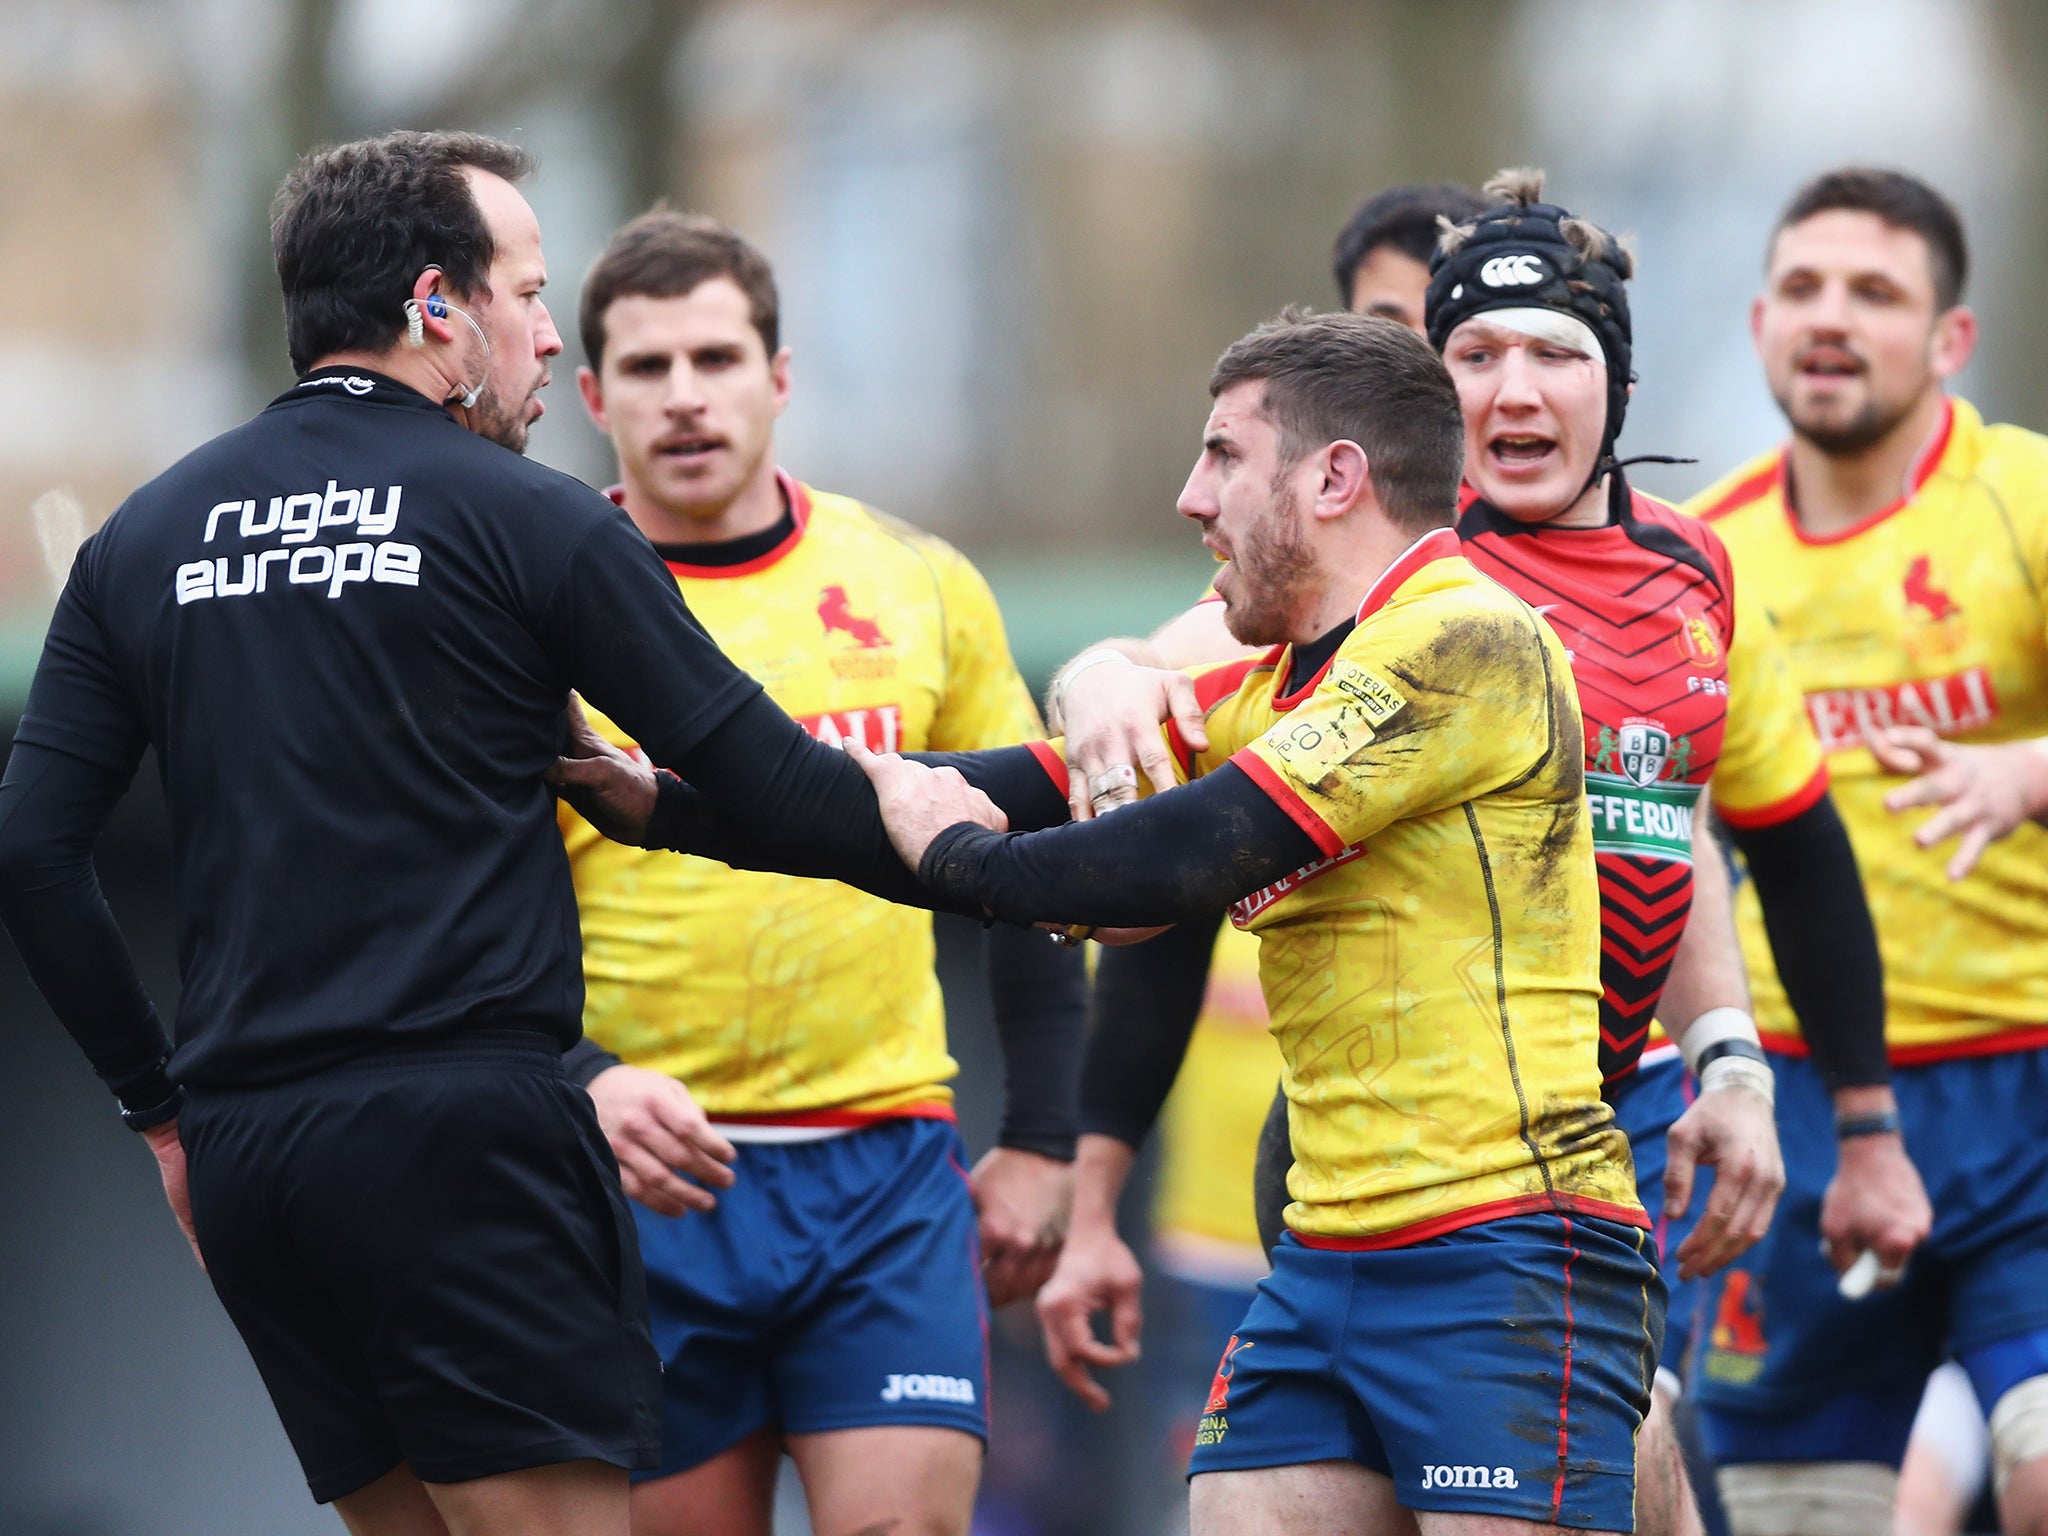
[180,1029,661,1503]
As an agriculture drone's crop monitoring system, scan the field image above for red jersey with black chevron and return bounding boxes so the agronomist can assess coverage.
[1457,480,1735,1084]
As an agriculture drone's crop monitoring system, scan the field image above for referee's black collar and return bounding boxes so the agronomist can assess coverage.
[272,366,452,416]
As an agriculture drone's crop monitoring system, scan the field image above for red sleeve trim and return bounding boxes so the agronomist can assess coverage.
[1714,760,1829,830]
[1762,1022,2048,1067]
[1695,459,1784,523]
[1164,718,1197,779]
[1024,739,1068,795]
[1230,748,1347,857]
[712,1101,957,1129]
[1291,1193,1649,1251]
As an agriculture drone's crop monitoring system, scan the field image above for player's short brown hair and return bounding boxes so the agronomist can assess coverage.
[579,209,780,370]
[1209,308,1466,535]
[272,130,534,375]
[1772,167,1968,310]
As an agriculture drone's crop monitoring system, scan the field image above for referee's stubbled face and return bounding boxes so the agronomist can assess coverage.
[459,167,563,454]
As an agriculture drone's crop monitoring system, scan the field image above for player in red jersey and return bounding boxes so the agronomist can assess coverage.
[1038,171,1925,1536]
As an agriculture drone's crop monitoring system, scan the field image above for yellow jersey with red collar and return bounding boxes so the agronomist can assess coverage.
[559,475,1042,1122]
[1144,528,1638,1246]
[1691,398,2048,1061]
[1153,922,1274,1276]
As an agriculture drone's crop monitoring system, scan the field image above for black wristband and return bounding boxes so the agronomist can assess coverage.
[1835,1109,1903,1139]
[120,1084,183,1132]
[1694,1038,1769,1072]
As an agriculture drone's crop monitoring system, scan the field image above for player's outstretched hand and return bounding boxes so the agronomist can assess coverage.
[140,1119,205,1271]
[546,695,659,845]
[845,740,1006,870]
[586,1064,738,1217]
[971,1147,1072,1308]
[1666,1082,1785,1280]
[1035,1215,1144,1411]
[1055,660,1209,820]
[1869,724,2048,880]
[1820,1114,1931,1287]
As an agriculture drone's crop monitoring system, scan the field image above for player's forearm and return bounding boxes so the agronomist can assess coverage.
[1077,911,1223,1147]
[919,764,1324,929]
[0,741,175,1121]
[1658,807,1752,1033]
[1069,1133,1139,1232]
[985,923,1085,1160]
[651,694,1063,914]
[1726,793,1891,1090]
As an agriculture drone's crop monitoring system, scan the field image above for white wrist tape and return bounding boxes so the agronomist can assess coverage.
[1680,1006,1761,1074]
[1049,648,1135,724]
[1699,1055,1775,1103]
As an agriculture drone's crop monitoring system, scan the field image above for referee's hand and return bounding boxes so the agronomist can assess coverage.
[586,1065,737,1217]
[547,695,659,845]
[845,742,1006,869]
[140,1120,205,1271]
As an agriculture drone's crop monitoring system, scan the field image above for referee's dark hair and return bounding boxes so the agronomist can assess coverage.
[1210,308,1466,536]
[1773,167,1969,311]
[579,209,781,372]
[1331,183,1490,305]
[272,130,535,375]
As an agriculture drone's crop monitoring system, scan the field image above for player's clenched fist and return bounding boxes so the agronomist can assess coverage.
[586,1064,738,1217]
[845,740,1007,869]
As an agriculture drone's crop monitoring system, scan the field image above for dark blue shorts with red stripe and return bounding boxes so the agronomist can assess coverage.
[1186,1212,1664,1532]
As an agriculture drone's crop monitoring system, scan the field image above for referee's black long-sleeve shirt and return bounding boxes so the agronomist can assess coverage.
[0,369,927,1107]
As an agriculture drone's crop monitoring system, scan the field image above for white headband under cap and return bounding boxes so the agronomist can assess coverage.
[1467,306,1605,365]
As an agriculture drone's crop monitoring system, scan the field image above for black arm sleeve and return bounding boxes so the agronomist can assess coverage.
[920,763,1325,929]
[560,1035,623,1089]
[984,924,1085,1159]
[644,708,1072,915]
[1076,910,1224,1147]
[1725,792,1890,1090]
[0,740,172,1114]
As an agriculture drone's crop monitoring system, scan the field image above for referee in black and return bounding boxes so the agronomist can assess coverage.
[0,131,1002,1536]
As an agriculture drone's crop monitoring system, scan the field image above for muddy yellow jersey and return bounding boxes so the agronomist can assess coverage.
[1693,398,2048,1060]
[560,476,1042,1121]
[1152,529,1638,1245]
[1153,922,1274,1274]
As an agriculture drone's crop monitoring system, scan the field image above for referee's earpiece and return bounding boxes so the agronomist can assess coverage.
[403,298,426,348]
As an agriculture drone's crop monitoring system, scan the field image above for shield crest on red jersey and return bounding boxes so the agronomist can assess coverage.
[1619,721,1669,787]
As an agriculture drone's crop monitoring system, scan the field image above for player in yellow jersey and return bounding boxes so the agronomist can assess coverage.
[1685,168,2048,1536]
[821,311,1661,1536]
[556,211,1083,1536]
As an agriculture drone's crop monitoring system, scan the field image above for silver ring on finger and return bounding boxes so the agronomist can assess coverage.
[1087,764,1138,809]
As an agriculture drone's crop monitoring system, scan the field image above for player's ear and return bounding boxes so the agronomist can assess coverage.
[1316,439,1371,522]
[1930,304,1977,382]
[769,346,793,419]
[1748,293,1767,354]
[577,365,609,433]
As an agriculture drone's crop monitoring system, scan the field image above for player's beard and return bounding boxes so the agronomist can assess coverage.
[1222,477,1319,647]
[1774,344,1931,457]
